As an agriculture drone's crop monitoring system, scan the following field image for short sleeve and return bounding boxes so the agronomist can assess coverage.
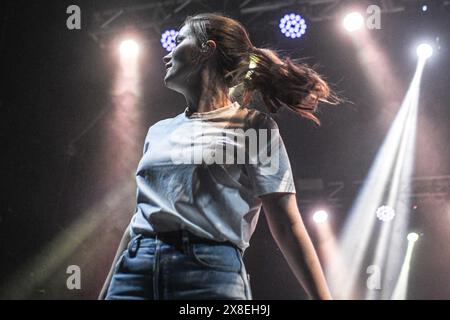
[142,127,152,154]
[245,114,296,197]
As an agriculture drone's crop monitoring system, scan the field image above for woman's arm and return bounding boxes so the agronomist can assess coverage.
[98,225,131,300]
[261,192,332,300]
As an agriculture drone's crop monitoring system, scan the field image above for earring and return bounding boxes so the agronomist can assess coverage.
[201,43,208,53]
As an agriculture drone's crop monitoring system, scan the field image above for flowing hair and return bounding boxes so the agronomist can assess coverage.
[182,13,339,125]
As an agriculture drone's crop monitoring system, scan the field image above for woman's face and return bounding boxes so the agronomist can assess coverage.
[162,24,202,94]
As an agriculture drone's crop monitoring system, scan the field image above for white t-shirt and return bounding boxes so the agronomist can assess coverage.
[129,101,296,250]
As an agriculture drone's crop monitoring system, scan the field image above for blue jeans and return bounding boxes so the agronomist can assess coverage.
[105,234,252,300]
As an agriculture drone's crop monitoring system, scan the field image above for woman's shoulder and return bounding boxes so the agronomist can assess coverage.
[148,116,178,131]
[142,117,177,140]
[152,117,176,128]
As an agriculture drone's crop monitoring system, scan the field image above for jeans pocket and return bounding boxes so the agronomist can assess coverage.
[191,243,241,273]
[120,246,155,274]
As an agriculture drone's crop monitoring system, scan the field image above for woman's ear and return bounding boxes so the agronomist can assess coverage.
[201,40,217,58]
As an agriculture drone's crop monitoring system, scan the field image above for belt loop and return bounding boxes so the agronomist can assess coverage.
[181,229,190,254]
[128,234,143,258]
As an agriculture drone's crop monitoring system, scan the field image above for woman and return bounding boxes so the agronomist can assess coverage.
[100,13,335,300]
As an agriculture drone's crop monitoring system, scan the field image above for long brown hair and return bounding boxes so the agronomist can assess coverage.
[183,13,338,125]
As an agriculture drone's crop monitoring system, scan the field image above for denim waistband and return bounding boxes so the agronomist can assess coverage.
[127,231,241,257]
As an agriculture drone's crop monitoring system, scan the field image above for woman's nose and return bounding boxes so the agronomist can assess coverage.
[163,54,171,64]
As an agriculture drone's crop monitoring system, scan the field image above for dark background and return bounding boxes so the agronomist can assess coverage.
[1,0,449,299]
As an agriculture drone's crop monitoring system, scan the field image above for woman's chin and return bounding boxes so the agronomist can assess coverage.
[164,73,173,87]
[163,78,183,93]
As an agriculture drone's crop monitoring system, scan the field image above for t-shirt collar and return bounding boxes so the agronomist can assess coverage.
[184,101,240,120]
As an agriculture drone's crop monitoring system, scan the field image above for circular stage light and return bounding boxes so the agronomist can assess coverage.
[161,29,178,52]
[407,232,419,242]
[120,39,139,58]
[279,13,307,39]
[313,210,328,224]
[376,205,396,222]
[416,43,433,59]
[343,12,364,32]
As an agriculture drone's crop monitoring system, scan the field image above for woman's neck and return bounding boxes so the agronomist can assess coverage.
[185,69,232,114]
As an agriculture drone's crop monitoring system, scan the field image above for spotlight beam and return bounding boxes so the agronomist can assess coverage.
[330,53,430,299]
[367,86,420,300]
[0,180,135,299]
[331,99,410,298]
[391,235,419,299]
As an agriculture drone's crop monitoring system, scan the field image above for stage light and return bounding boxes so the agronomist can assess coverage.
[279,13,307,39]
[421,5,428,12]
[160,29,178,52]
[407,232,419,242]
[313,210,328,224]
[416,43,433,59]
[343,12,364,32]
[376,205,396,222]
[333,55,427,299]
[120,39,139,58]
[392,231,420,299]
